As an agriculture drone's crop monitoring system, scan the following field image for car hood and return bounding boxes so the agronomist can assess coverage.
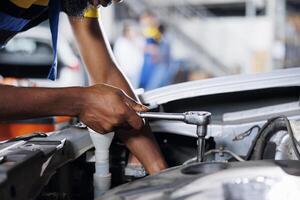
[139,67,300,107]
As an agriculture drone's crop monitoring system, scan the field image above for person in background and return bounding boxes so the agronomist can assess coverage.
[113,22,144,88]
[0,0,167,174]
[146,24,172,90]
[138,11,161,90]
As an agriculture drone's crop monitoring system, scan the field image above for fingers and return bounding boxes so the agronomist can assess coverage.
[122,103,144,130]
[122,95,149,112]
[84,85,148,132]
[120,93,148,130]
[98,105,143,132]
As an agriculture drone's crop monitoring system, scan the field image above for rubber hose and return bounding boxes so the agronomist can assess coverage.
[252,119,287,160]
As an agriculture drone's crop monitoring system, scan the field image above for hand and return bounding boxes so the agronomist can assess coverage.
[79,84,148,134]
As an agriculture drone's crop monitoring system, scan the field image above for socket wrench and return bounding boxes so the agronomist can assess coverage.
[138,111,211,162]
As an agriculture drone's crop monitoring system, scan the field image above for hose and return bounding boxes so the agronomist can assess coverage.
[247,116,300,160]
[252,119,287,160]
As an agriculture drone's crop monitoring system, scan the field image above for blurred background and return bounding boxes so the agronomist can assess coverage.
[1,0,300,90]
[0,0,300,140]
[97,0,300,89]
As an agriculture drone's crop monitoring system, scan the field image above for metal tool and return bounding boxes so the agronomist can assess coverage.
[138,111,211,162]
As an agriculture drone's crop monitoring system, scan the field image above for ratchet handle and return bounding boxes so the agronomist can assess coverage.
[138,112,184,121]
[138,111,211,126]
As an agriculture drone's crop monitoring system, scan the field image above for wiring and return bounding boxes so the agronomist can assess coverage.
[233,125,261,141]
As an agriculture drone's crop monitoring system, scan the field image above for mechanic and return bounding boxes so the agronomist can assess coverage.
[0,0,167,174]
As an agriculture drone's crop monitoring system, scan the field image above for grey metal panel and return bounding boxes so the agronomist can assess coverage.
[140,68,300,107]
[0,127,94,200]
[223,102,300,124]
[149,114,300,156]
[33,127,93,159]
[100,160,300,200]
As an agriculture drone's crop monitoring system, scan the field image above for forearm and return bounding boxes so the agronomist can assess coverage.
[117,125,167,173]
[70,18,167,173]
[0,85,81,121]
[100,67,168,173]
[69,18,135,97]
[98,65,168,173]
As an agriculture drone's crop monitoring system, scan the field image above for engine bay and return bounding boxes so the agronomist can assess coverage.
[0,68,299,200]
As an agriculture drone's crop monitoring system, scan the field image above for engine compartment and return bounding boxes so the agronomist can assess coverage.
[103,85,300,200]
[101,160,300,200]
[0,69,300,200]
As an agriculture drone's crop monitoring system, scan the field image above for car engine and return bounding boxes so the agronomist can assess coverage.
[0,68,299,200]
